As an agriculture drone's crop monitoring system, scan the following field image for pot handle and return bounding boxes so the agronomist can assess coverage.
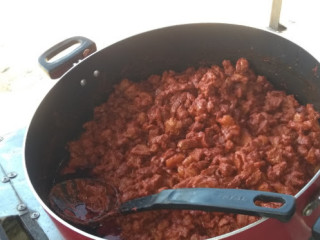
[38,36,97,79]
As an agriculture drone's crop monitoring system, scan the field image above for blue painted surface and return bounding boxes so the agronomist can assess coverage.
[0,128,64,240]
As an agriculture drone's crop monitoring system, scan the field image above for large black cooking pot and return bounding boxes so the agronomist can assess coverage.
[24,23,320,240]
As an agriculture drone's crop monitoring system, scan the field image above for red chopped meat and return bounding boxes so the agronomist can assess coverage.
[61,58,320,240]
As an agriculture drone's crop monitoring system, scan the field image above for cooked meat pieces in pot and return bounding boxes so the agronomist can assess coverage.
[60,58,320,240]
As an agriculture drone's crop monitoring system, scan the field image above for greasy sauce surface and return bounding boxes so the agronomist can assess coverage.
[60,59,320,239]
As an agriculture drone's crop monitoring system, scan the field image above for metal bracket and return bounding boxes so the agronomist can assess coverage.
[303,194,320,216]
[20,212,49,240]
[269,0,287,32]
[0,213,48,240]
[0,128,63,240]
[0,159,48,239]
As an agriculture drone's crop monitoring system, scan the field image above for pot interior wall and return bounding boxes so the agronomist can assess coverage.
[25,23,320,215]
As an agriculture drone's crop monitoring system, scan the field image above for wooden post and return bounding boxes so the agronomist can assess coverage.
[269,0,286,32]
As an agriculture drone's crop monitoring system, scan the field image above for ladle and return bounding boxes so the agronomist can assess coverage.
[49,178,295,226]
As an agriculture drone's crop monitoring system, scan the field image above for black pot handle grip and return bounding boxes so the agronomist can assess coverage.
[38,36,96,79]
[120,188,296,222]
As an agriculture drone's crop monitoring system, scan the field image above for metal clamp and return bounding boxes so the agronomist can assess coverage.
[303,195,320,216]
